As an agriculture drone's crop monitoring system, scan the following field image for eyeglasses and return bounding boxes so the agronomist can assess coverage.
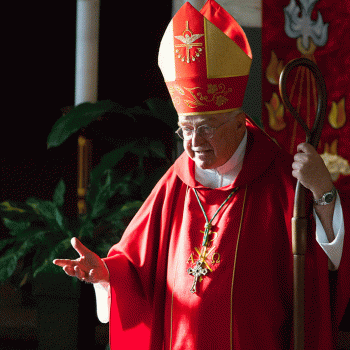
[175,119,232,140]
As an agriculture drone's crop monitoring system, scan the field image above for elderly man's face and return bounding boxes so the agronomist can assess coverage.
[178,112,246,169]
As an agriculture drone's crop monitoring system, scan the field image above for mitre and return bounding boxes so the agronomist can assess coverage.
[158,0,252,116]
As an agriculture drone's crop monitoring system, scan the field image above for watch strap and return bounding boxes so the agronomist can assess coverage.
[314,186,337,206]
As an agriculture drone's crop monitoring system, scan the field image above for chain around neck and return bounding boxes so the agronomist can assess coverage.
[193,187,239,246]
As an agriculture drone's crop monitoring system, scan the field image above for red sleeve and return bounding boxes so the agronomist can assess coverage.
[102,166,184,350]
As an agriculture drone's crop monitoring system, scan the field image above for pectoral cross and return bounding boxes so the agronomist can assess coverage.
[187,260,208,294]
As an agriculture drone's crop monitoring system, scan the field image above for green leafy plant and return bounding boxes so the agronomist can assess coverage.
[0,98,178,285]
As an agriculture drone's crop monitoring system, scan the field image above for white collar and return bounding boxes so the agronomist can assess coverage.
[195,130,247,188]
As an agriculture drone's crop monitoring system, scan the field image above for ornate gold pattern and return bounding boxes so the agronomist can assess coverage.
[174,21,204,64]
[190,84,232,108]
[168,85,184,108]
[183,87,206,108]
[169,83,232,110]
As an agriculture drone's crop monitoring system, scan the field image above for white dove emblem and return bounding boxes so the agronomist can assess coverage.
[175,21,204,63]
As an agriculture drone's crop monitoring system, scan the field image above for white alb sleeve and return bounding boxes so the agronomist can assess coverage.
[314,193,344,270]
[93,260,111,323]
[93,281,110,323]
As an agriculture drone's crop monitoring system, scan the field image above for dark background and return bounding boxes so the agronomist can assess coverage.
[1,0,172,231]
[0,1,264,229]
[1,2,172,349]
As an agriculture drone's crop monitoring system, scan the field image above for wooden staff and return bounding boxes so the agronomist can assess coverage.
[279,57,327,350]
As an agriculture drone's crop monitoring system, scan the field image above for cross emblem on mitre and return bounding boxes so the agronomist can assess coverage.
[175,21,204,63]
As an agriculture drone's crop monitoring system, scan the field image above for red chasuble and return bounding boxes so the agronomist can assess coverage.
[103,121,350,350]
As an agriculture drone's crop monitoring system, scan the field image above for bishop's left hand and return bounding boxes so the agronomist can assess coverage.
[292,143,333,200]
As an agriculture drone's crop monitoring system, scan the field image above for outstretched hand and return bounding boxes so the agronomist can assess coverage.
[53,237,109,284]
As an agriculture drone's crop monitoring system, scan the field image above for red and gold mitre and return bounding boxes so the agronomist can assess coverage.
[158,0,252,116]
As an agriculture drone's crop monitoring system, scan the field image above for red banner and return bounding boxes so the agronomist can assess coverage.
[262,0,350,191]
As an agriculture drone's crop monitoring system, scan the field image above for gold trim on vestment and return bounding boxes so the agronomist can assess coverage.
[230,184,247,350]
[169,250,178,350]
[169,185,248,349]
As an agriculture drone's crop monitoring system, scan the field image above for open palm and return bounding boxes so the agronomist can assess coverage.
[53,237,109,283]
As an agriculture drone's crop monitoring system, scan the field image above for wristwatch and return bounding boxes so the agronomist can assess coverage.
[314,186,337,205]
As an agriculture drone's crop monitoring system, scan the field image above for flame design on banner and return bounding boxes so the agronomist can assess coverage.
[328,98,346,129]
[265,92,286,131]
[266,51,285,86]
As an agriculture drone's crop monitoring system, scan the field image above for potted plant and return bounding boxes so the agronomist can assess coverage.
[0,97,178,349]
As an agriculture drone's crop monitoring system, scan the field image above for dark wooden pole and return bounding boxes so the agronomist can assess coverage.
[279,57,327,350]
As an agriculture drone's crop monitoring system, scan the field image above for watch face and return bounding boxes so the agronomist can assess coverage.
[324,193,334,203]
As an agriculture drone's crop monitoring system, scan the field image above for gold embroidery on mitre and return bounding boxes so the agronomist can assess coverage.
[183,87,206,108]
[180,84,232,109]
[200,84,232,107]
[168,85,185,107]
[169,83,233,111]
[174,21,204,64]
